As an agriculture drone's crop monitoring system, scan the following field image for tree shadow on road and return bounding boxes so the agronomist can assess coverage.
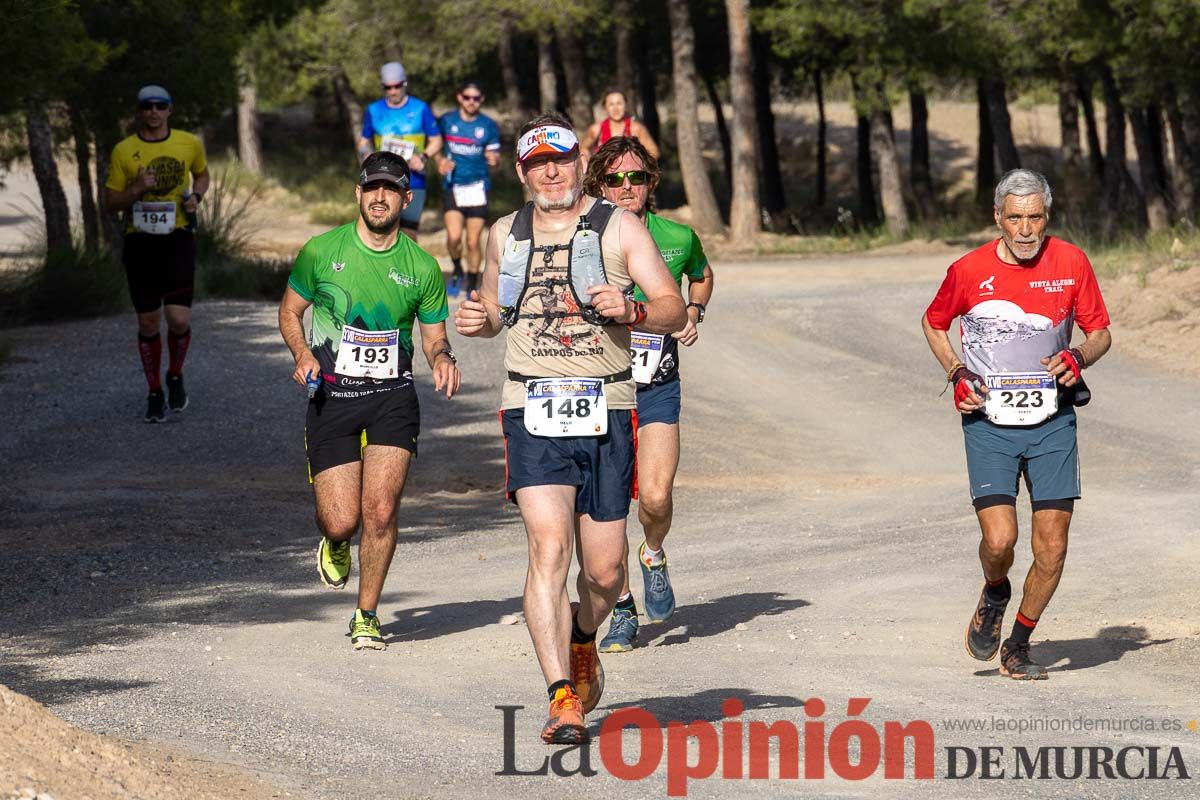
[640,592,811,648]
[597,687,808,731]
[972,625,1174,677]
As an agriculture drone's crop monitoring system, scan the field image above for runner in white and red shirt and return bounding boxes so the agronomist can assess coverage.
[921,169,1112,681]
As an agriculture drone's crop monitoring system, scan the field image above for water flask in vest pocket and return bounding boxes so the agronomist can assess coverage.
[498,233,531,325]
[571,217,607,324]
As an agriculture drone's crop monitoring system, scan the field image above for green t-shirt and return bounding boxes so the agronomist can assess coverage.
[288,223,448,396]
[632,212,709,386]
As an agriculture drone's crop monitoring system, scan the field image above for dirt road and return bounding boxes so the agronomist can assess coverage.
[2,251,1198,799]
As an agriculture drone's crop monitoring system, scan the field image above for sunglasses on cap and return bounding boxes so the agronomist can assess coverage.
[603,170,649,188]
[139,102,169,111]
[383,82,406,90]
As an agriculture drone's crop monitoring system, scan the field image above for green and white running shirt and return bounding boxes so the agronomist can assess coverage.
[633,212,709,385]
[288,223,448,397]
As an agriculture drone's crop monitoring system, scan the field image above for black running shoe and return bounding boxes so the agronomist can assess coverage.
[166,373,188,412]
[144,390,167,423]
[964,585,1009,660]
[999,639,1048,680]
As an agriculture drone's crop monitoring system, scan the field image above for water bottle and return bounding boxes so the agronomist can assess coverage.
[570,216,606,322]
[306,369,321,399]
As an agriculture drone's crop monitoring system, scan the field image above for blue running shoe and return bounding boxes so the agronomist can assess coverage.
[447,273,462,297]
[599,605,639,653]
[639,542,675,622]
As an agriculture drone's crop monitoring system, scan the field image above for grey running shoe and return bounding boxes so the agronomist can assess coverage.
[964,585,1009,660]
[999,639,1048,680]
[599,606,639,653]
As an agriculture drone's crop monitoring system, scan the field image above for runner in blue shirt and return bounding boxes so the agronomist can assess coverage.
[437,80,501,297]
[357,62,443,239]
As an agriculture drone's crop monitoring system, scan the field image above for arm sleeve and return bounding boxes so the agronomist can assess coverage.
[685,230,709,280]
[1073,254,1111,332]
[360,105,375,140]
[417,255,450,324]
[924,265,962,330]
[191,135,208,175]
[422,105,440,139]
[287,240,318,301]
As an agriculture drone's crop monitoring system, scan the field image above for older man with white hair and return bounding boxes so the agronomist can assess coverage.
[921,168,1112,681]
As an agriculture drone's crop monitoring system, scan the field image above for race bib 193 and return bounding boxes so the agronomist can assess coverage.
[334,325,400,379]
[984,372,1058,426]
[523,378,608,437]
[132,201,175,235]
[380,135,416,160]
[629,332,665,385]
[452,181,487,208]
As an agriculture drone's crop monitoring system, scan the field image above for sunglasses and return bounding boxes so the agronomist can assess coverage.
[139,102,169,111]
[603,170,649,188]
[461,94,483,102]
[383,82,406,90]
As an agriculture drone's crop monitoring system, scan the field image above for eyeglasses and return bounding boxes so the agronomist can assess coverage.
[603,170,649,188]
[139,102,169,111]
[383,82,406,90]
[461,94,483,102]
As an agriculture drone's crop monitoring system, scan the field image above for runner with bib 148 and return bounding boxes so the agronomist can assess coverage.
[454,112,685,745]
[582,136,714,653]
[921,169,1111,681]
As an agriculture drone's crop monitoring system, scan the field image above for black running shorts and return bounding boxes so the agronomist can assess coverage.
[122,229,196,313]
[305,386,420,478]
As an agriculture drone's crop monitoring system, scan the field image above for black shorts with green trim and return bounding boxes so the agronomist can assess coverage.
[305,385,420,478]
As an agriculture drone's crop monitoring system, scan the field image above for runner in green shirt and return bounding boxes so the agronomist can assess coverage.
[583,136,716,652]
[279,152,461,651]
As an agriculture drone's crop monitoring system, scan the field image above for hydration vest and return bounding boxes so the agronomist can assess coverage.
[497,199,622,327]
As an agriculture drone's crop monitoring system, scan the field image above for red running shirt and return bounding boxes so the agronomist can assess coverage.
[599,116,633,145]
[925,236,1110,375]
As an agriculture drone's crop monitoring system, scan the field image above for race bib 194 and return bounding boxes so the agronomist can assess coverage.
[334,325,400,379]
[524,378,608,437]
[984,372,1058,426]
[380,135,416,160]
[630,332,665,385]
[452,181,487,208]
[132,201,175,235]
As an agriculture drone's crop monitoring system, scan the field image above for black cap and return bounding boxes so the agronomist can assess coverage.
[359,151,411,190]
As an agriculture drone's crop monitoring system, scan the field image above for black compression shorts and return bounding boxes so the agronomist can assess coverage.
[305,385,420,478]
[122,229,196,313]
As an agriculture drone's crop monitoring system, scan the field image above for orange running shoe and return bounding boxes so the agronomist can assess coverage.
[541,686,587,744]
[570,639,605,713]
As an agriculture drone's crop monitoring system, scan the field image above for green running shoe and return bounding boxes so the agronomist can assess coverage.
[317,536,351,589]
[349,609,386,651]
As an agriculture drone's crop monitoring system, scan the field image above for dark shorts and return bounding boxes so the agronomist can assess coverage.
[442,186,489,220]
[501,408,638,522]
[305,386,420,478]
[122,229,196,313]
[400,188,427,230]
[636,379,681,426]
[963,410,1080,508]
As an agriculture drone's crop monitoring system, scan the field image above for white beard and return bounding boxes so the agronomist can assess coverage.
[532,184,580,212]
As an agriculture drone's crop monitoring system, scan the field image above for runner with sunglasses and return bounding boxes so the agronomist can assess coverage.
[358,62,443,240]
[104,85,209,422]
[582,137,714,652]
[437,80,501,298]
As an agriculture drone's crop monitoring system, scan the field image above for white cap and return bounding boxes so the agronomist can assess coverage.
[137,85,171,104]
[380,62,407,85]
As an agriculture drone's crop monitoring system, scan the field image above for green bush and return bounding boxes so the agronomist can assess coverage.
[197,254,291,301]
[194,166,262,265]
[0,243,128,325]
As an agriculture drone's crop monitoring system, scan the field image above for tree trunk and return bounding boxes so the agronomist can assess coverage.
[982,78,1020,172]
[67,103,99,254]
[1100,66,1145,231]
[331,66,363,150]
[237,56,263,175]
[1129,107,1171,232]
[868,95,908,238]
[975,79,996,208]
[1057,77,1087,228]
[557,28,593,129]
[498,16,525,113]
[94,127,124,256]
[701,72,731,187]
[666,0,725,234]
[753,30,785,215]
[815,68,827,208]
[1078,76,1105,183]
[614,0,638,110]
[908,87,936,220]
[856,110,878,227]
[25,97,72,255]
[636,24,661,143]
[1164,84,1195,221]
[726,0,760,239]
[537,32,558,113]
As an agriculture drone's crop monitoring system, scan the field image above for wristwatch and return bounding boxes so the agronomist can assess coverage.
[686,302,706,323]
[435,347,457,365]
